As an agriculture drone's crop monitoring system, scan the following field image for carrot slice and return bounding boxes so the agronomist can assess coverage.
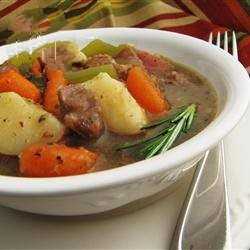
[126,67,169,114]
[30,59,42,76]
[0,69,41,102]
[19,143,97,177]
[43,67,68,116]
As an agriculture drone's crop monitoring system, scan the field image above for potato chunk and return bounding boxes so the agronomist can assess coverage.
[82,73,147,135]
[0,92,65,155]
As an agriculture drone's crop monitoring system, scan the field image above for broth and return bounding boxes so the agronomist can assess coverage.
[0,43,217,177]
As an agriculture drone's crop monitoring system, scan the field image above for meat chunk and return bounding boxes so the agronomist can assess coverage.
[81,54,132,81]
[71,62,85,71]
[0,60,19,73]
[37,45,74,71]
[114,63,132,81]
[58,84,104,139]
[84,54,115,68]
[115,47,144,68]
[37,44,85,71]
[136,50,174,73]
[135,50,191,86]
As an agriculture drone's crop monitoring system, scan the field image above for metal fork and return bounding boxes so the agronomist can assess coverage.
[170,32,237,249]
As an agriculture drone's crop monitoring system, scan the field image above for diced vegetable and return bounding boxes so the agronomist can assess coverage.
[0,92,65,155]
[69,43,87,63]
[9,51,31,68]
[65,64,118,83]
[82,72,147,135]
[0,69,41,102]
[81,39,126,57]
[127,67,169,114]
[19,143,97,177]
[30,59,42,76]
[43,67,68,115]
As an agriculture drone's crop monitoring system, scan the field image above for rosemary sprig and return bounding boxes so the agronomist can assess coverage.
[141,105,187,129]
[116,104,197,159]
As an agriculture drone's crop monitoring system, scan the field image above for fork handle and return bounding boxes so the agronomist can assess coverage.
[170,142,231,249]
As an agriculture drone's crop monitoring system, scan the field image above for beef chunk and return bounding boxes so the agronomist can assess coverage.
[115,47,144,68]
[58,84,104,139]
[0,60,19,73]
[37,45,77,71]
[135,50,191,85]
[82,54,132,81]
[71,62,85,71]
[136,50,174,73]
[84,54,115,68]
[71,54,114,72]
[114,63,132,81]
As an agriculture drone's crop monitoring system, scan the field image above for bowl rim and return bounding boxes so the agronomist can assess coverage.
[0,27,249,197]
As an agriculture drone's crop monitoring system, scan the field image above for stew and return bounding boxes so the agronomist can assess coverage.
[0,40,217,177]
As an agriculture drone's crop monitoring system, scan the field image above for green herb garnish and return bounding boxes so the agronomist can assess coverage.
[117,104,197,159]
[20,66,46,94]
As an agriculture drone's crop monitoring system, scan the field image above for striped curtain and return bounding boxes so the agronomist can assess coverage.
[0,0,249,71]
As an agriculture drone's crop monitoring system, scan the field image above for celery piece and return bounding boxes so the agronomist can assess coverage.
[65,64,118,83]
[19,63,31,72]
[81,39,126,57]
[10,51,31,67]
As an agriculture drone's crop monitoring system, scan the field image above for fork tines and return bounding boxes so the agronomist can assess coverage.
[209,31,238,59]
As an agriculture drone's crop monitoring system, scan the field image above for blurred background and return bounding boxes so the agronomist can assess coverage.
[0,0,249,71]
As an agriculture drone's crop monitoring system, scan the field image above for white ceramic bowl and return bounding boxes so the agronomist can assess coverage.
[0,28,249,216]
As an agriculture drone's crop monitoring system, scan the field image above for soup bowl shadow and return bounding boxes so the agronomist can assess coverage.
[0,28,249,216]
